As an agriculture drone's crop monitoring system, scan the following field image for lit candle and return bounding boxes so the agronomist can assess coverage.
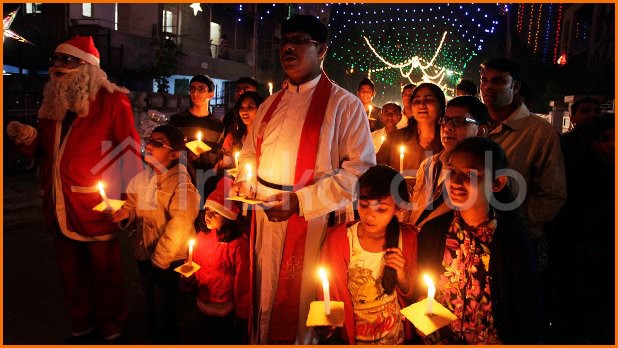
[368,105,373,117]
[423,274,436,315]
[188,239,195,264]
[234,151,240,169]
[97,181,112,209]
[318,268,331,315]
[197,131,202,144]
[268,82,273,95]
[399,145,405,174]
[381,134,386,144]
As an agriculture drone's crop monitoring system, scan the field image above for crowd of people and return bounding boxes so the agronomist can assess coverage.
[6,14,614,345]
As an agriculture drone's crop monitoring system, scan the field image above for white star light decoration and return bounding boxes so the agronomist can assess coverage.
[3,7,32,44]
[190,3,202,16]
[364,31,459,93]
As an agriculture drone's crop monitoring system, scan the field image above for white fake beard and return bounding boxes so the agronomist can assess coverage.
[38,65,90,120]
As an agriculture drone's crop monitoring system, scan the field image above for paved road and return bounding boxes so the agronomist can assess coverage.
[3,170,205,344]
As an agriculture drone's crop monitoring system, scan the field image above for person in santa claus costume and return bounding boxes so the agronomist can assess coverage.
[6,35,143,344]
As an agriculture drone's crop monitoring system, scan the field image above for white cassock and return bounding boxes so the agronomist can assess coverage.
[238,73,376,344]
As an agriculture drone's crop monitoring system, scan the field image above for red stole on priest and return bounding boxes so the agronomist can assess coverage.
[250,72,332,343]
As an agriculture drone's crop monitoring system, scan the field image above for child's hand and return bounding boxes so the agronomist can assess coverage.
[385,247,411,294]
[111,208,130,223]
[179,273,196,292]
[314,325,337,342]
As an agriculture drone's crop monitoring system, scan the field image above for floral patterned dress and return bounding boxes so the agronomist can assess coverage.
[425,210,501,344]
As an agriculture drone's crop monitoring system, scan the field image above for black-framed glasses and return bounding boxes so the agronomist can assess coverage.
[49,53,83,68]
[277,37,320,48]
[189,86,209,93]
[438,116,480,127]
[144,137,175,150]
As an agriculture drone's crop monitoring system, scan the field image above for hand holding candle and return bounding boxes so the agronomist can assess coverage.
[318,267,331,315]
[98,181,112,210]
[423,274,436,316]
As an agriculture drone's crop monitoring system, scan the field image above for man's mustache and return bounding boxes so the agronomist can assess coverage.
[48,66,81,78]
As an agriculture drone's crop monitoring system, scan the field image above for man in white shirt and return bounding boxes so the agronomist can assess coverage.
[232,15,375,344]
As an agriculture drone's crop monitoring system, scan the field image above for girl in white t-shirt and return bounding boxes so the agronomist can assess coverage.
[319,165,418,344]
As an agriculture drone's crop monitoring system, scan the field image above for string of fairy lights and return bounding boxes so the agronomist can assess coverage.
[516,4,565,64]
[362,31,460,91]
[327,4,502,94]
[185,3,567,84]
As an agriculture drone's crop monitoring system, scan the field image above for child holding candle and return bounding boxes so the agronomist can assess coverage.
[184,177,250,344]
[319,165,418,344]
[415,137,543,344]
[111,124,199,343]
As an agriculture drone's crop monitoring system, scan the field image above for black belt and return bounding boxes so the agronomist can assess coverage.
[257,176,294,192]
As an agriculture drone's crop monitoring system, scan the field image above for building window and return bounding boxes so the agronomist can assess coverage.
[25,3,42,14]
[162,9,176,34]
[82,3,92,17]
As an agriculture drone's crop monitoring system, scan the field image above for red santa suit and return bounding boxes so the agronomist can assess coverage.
[16,36,142,340]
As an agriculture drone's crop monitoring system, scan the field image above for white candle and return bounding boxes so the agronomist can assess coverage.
[97,181,112,209]
[188,239,195,264]
[399,145,405,174]
[197,131,202,144]
[423,274,436,315]
[318,268,331,315]
[234,151,240,169]
[268,82,274,95]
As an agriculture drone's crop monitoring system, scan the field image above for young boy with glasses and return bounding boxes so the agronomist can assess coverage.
[112,124,199,343]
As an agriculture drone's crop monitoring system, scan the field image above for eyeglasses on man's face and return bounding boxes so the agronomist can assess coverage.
[438,116,480,127]
[144,136,175,150]
[278,36,320,48]
[49,53,83,68]
[189,85,209,93]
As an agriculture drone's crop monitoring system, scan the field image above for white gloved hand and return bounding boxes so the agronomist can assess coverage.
[87,64,130,101]
[7,121,37,145]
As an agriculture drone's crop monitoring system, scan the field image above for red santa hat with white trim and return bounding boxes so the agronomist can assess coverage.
[55,35,100,67]
[204,177,240,221]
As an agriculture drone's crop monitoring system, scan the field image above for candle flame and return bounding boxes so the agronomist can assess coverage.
[97,181,104,192]
[189,239,195,248]
[423,274,435,289]
[400,145,405,155]
[318,267,327,281]
[381,135,386,143]
[197,131,202,143]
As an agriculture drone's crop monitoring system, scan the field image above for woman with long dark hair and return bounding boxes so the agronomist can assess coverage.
[376,83,444,176]
[416,137,542,344]
[215,91,263,170]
